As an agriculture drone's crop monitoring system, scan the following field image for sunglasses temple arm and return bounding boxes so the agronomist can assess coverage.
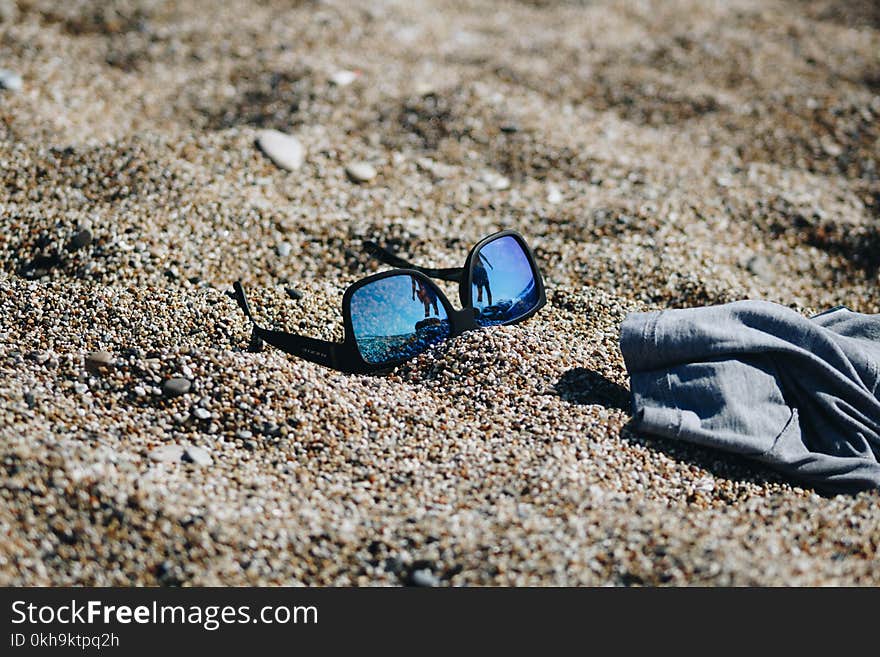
[232,282,339,369]
[362,241,463,283]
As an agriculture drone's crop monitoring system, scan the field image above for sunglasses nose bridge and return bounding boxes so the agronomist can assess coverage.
[448,306,479,335]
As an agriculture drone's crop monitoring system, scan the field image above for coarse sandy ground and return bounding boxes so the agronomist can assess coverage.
[0,0,878,585]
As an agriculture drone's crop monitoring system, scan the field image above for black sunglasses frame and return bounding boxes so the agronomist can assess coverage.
[234,230,546,374]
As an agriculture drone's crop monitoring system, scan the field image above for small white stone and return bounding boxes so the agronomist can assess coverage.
[277,241,292,257]
[0,69,22,92]
[547,184,563,204]
[345,162,377,183]
[257,129,305,171]
[183,446,213,466]
[481,171,510,191]
[694,477,715,493]
[193,407,211,420]
[414,81,435,96]
[330,69,358,86]
[820,138,842,157]
[410,568,438,587]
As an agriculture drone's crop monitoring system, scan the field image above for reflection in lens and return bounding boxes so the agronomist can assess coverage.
[350,274,451,365]
[471,235,539,327]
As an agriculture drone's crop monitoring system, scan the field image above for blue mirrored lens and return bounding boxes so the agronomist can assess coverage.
[471,235,539,327]
[351,274,451,365]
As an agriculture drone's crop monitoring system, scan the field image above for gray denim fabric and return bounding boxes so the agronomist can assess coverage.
[619,301,880,492]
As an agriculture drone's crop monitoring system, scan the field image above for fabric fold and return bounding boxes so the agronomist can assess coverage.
[620,300,880,493]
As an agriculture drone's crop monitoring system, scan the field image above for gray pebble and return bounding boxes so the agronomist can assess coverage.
[183,446,213,466]
[68,229,92,251]
[162,377,191,397]
[276,242,292,257]
[193,407,211,420]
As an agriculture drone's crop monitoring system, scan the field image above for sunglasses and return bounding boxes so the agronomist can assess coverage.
[233,230,546,374]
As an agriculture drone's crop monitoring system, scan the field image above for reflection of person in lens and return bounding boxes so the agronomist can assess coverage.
[411,276,439,318]
[472,252,493,305]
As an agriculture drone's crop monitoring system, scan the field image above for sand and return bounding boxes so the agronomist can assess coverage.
[0,0,878,585]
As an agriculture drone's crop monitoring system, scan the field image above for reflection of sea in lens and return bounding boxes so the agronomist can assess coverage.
[351,274,450,365]
[471,236,539,327]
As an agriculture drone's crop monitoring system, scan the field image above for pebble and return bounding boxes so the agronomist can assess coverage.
[261,422,280,437]
[414,81,435,96]
[256,129,305,171]
[820,138,843,157]
[183,446,213,466]
[285,288,303,301]
[276,242,292,257]
[0,69,22,92]
[410,569,439,587]
[695,477,716,493]
[85,350,113,373]
[162,377,191,397]
[193,407,211,420]
[746,254,775,283]
[68,229,92,251]
[149,445,185,463]
[547,184,563,204]
[481,171,510,190]
[330,70,358,86]
[345,162,377,183]
[416,157,455,179]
